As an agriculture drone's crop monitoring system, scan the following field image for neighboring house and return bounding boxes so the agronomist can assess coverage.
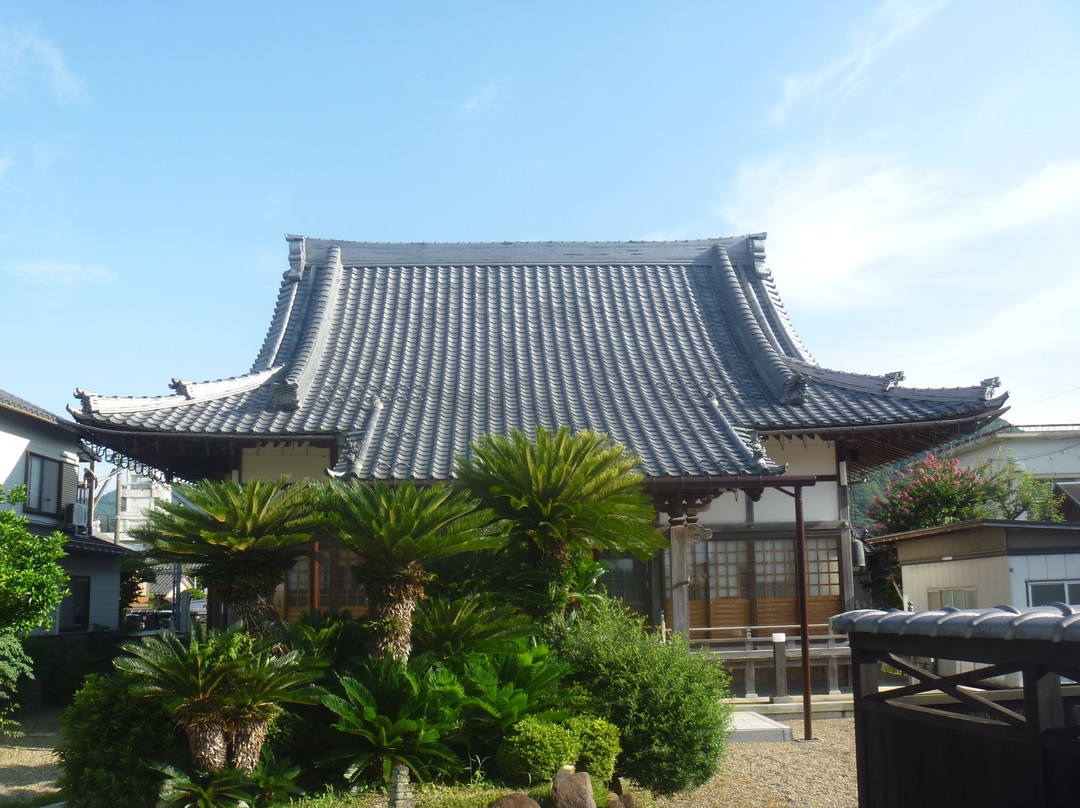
[870,520,1080,611]
[70,234,1007,634]
[870,424,1080,615]
[0,387,128,633]
[940,422,1080,520]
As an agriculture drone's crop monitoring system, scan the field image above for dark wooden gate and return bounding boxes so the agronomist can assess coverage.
[834,605,1080,808]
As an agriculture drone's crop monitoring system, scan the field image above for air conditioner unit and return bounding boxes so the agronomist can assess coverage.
[64,502,88,527]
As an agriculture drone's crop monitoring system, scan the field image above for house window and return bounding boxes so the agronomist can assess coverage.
[927,588,978,610]
[1028,580,1080,607]
[25,453,61,515]
[59,575,91,631]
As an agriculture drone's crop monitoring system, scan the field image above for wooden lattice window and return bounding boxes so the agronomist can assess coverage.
[754,539,796,598]
[807,536,840,597]
[709,540,750,599]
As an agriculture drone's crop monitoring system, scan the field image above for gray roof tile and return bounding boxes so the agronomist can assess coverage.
[72,235,1006,481]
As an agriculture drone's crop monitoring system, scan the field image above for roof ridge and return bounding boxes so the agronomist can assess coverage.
[712,245,809,406]
[72,367,280,416]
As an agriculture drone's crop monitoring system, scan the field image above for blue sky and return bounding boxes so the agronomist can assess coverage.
[2,0,1079,427]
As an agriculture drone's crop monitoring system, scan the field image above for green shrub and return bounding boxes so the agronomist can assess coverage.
[559,599,733,795]
[566,715,620,783]
[56,673,183,808]
[497,716,578,785]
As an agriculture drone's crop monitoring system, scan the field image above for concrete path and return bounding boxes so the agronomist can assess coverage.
[728,710,794,742]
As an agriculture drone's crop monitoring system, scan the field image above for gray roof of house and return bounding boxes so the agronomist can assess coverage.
[832,606,1080,642]
[70,234,1006,481]
[0,387,74,430]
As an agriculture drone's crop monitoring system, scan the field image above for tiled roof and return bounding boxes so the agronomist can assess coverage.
[0,387,74,430]
[71,234,1006,481]
[25,523,131,556]
[832,605,1080,643]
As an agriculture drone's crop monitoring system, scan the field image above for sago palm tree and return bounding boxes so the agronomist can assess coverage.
[114,626,242,772]
[131,475,320,647]
[455,425,662,618]
[320,480,502,663]
[115,624,322,773]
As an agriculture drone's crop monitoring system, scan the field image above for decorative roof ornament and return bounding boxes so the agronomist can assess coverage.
[285,234,306,282]
[782,373,809,405]
[273,379,300,411]
[981,377,1001,399]
[169,378,195,399]
[883,371,905,392]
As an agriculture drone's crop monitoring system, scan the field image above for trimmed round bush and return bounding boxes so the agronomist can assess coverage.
[56,673,182,808]
[566,715,620,783]
[496,716,578,784]
[559,599,734,795]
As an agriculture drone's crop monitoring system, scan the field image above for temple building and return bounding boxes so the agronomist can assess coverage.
[71,234,1007,634]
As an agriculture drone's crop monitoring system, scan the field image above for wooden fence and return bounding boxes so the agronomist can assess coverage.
[665,622,851,697]
[835,606,1080,808]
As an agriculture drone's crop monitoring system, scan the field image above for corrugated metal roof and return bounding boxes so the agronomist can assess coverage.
[71,234,1006,481]
[832,606,1080,642]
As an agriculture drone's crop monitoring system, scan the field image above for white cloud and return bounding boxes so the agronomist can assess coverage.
[0,24,88,105]
[721,153,1080,310]
[457,79,506,115]
[770,0,946,124]
[0,153,10,178]
[3,258,115,285]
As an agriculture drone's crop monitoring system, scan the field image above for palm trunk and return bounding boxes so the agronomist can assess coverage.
[229,715,269,773]
[181,715,229,773]
[233,594,290,654]
[367,577,422,663]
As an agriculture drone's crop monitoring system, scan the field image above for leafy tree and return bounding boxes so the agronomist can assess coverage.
[130,475,320,646]
[0,485,69,635]
[455,426,662,621]
[319,480,502,663]
[865,452,1064,535]
[0,484,68,733]
[0,630,33,736]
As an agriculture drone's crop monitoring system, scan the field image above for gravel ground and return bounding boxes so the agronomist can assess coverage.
[0,712,856,808]
[0,707,63,805]
[655,718,857,808]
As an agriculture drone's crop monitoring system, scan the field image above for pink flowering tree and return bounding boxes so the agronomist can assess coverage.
[865,453,1063,535]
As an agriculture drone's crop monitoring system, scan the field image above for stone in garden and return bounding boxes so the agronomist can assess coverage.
[609,793,635,808]
[611,777,632,795]
[552,765,596,808]
[488,795,541,808]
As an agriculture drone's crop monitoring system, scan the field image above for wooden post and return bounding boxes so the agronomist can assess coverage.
[794,485,814,740]
[668,518,690,637]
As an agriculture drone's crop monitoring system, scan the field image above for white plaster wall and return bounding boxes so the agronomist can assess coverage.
[901,556,1011,610]
[1007,553,1080,606]
[698,437,840,525]
[241,443,333,483]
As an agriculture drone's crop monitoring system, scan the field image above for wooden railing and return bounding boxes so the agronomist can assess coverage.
[664,623,851,697]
